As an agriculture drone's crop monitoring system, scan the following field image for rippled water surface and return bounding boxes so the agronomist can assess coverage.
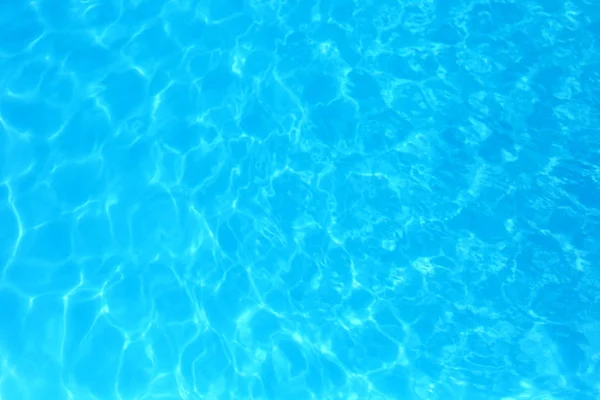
[1,0,600,399]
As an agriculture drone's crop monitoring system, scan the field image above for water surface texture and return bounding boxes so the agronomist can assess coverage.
[1,0,600,399]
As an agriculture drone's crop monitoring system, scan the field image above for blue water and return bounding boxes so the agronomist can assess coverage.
[1,0,599,399]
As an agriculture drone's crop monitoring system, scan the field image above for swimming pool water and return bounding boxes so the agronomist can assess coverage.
[1,0,600,399]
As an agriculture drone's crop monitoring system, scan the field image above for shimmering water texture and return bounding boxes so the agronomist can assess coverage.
[1,0,600,399]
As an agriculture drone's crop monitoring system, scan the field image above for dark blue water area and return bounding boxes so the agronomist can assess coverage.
[1,0,600,399]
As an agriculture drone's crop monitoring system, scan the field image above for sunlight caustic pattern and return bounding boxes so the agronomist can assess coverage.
[1,0,600,399]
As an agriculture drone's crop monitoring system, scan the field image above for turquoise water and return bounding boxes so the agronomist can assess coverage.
[1,0,600,399]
